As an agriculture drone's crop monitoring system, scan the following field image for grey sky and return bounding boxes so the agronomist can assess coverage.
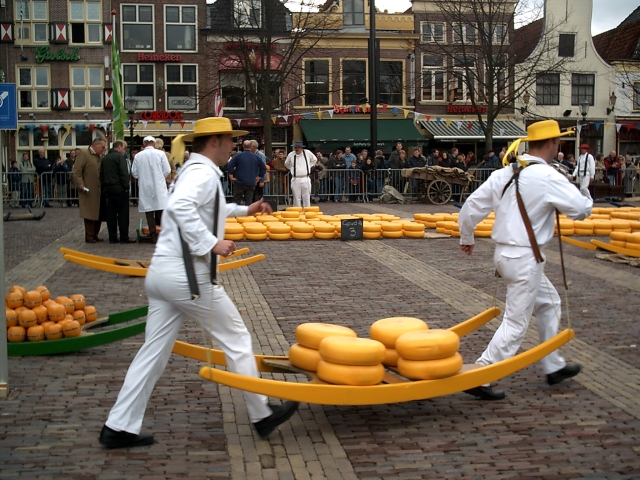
[374,0,638,35]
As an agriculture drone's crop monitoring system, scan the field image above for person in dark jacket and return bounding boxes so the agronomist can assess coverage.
[227,140,266,205]
[332,150,346,202]
[8,160,22,208]
[408,148,427,197]
[362,157,376,202]
[52,155,69,206]
[100,141,135,244]
[374,150,387,196]
[33,148,52,207]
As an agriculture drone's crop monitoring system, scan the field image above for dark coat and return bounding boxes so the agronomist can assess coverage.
[100,148,129,194]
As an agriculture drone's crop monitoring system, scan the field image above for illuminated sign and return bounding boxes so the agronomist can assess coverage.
[139,111,184,121]
[137,53,183,62]
[446,104,488,114]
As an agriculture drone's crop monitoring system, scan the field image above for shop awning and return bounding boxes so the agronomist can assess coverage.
[219,53,283,71]
[418,119,526,141]
[299,118,426,148]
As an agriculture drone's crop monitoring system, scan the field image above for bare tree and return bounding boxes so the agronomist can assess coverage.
[423,0,572,151]
[200,0,343,157]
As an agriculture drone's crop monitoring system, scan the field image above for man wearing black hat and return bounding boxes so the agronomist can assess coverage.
[570,144,595,199]
[285,140,318,207]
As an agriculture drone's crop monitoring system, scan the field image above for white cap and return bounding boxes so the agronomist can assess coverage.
[143,135,156,143]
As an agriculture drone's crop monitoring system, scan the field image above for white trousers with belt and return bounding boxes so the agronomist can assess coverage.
[476,245,566,375]
[291,177,311,207]
[577,175,592,200]
[105,257,271,434]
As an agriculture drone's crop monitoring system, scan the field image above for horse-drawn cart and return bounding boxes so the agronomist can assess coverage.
[402,166,474,204]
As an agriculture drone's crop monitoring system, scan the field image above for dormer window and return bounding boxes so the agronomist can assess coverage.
[235,0,261,28]
[344,0,364,26]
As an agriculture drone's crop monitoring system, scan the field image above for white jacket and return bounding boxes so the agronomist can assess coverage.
[131,146,171,212]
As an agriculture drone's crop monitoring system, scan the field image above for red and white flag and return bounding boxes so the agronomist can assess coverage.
[214,90,224,117]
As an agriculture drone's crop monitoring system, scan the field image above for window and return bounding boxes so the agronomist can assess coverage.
[485,23,507,44]
[571,73,595,106]
[558,34,575,57]
[166,64,197,111]
[450,55,476,102]
[14,0,48,43]
[18,66,49,109]
[452,24,476,44]
[234,0,261,28]
[165,5,196,51]
[343,0,364,26]
[69,1,101,44]
[422,54,444,101]
[123,64,154,110]
[304,60,329,106]
[122,4,153,50]
[634,82,640,111]
[220,73,246,109]
[379,61,403,105]
[535,73,560,105]
[71,66,103,109]
[486,55,507,101]
[342,60,366,105]
[421,22,444,43]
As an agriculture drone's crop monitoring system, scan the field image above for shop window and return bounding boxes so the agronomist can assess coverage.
[165,5,196,51]
[558,34,575,58]
[18,66,49,110]
[304,60,329,106]
[379,61,403,105]
[234,0,260,28]
[69,1,101,44]
[571,73,595,106]
[535,73,560,105]
[122,4,153,50]
[422,54,444,101]
[220,73,246,109]
[166,64,197,110]
[71,66,103,110]
[123,64,154,110]
[343,0,364,26]
[341,60,366,105]
[421,22,444,43]
[14,0,48,43]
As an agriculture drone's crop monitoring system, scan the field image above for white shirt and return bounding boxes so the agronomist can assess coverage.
[285,149,318,177]
[154,154,248,261]
[573,153,596,179]
[131,146,171,212]
[459,154,593,247]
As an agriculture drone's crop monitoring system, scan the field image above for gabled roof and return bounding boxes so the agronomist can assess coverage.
[620,6,640,27]
[512,18,543,63]
[593,22,640,62]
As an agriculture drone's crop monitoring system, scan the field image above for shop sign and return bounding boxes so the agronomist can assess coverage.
[139,110,183,121]
[168,96,196,110]
[446,104,488,114]
[333,104,371,114]
[35,46,79,63]
[137,53,183,62]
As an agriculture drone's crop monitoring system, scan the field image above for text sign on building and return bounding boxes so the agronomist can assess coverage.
[446,104,488,114]
[35,46,80,63]
[137,53,182,62]
[0,83,17,130]
[139,111,184,121]
[168,96,196,110]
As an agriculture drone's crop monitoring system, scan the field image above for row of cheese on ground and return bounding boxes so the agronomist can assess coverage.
[289,318,462,386]
[608,231,640,251]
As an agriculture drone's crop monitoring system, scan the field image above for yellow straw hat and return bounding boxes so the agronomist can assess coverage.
[503,120,574,167]
[171,117,248,164]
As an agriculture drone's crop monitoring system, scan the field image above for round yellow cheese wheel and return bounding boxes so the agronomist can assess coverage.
[295,323,357,349]
[313,223,335,233]
[611,220,631,230]
[225,233,244,241]
[424,222,437,229]
[475,223,493,232]
[256,215,279,223]
[303,206,320,212]
[381,230,403,238]
[610,240,627,248]
[226,218,238,223]
[558,219,574,229]
[593,229,612,236]
[402,222,425,232]
[396,329,460,361]
[397,353,463,380]
[291,232,314,240]
[574,229,594,236]
[625,242,640,251]
[292,223,314,234]
[610,231,630,242]
[316,360,385,386]
[314,232,335,240]
[245,232,267,241]
[474,230,492,238]
[319,215,337,222]
[268,232,290,241]
[225,224,244,234]
[318,337,386,366]
[267,223,291,234]
[363,223,382,233]
[281,211,300,219]
[557,229,574,236]
[363,231,382,239]
[236,216,257,223]
[304,212,317,219]
[573,220,594,229]
[288,343,322,372]
[244,223,268,234]
[630,221,640,231]
[414,214,429,221]
[403,231,424,238]
[444,214,458,222]
[381,222,402,232]
[383,348,399,367]
[370,317,428,348]
[286,206,303,212]
[625,212,640,220]
[626,232,640,244]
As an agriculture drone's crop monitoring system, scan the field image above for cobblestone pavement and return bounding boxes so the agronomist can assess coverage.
[2,201,640,479]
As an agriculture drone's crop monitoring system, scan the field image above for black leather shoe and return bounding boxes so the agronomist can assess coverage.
[120,238,137,244]
[99,425,154,449]
[253,401,299,439]
[464,386,506,400]
[547,363,581,385]
[109,240,119,244]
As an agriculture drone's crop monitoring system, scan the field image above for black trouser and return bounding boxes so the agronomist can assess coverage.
[105,189,130,242]
[253,183,264,202]
[145,210,163,242]
[233,183,255,205]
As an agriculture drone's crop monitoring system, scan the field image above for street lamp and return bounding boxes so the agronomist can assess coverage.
[576,99,590,160]
[124,97,138,157]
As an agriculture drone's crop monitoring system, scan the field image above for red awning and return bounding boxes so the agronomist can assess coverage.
[219,53,283,71]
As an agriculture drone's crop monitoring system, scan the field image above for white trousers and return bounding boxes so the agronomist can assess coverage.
[577,176,592,200]
[476,245,566,375]
[106,257,271,434]
[291,177,311,207]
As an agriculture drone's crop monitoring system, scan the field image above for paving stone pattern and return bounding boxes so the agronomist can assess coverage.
[1,202,639,479]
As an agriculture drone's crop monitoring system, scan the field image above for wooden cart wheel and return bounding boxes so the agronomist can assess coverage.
[427,180,452,204]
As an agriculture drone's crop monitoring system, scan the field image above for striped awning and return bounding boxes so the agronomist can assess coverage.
[418,119,526,141]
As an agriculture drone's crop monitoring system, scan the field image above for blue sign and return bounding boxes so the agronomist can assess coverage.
[0,84,17,130]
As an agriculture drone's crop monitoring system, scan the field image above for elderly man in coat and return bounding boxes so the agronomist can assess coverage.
[132,136,171,243]
[74,138,107,243]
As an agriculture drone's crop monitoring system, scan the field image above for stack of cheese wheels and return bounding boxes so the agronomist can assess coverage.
[626,232,640,251]
[573,220,594,236]
[363,222,382,239]
[303,206,320,213]
[289,323,357,372]
[555,218,574,236]
[435,220,448,234]
[243,222,268,241]
[370,317,429,367]
[292,222,314,240]
[281,210,300,221]
[395,329,463,380]
[267,222,291,240]
[312,222,336,240]
[224,222,244,241]
[381,221,403,238]
[611,220,632,234]
[474,221,493,238]
[402,221,425,239]
[256,215,279,224]
[592,219,613,236]
[316,336,386,386]
[609,231,629,248]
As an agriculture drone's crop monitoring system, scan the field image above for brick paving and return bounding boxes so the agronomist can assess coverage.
[1,201,640,479]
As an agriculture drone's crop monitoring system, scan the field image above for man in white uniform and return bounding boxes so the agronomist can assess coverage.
[285,140,317,207]
[99,118,298,449]
[458,120,593,400]
[570,144,596,200]
[131,136,171,243]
